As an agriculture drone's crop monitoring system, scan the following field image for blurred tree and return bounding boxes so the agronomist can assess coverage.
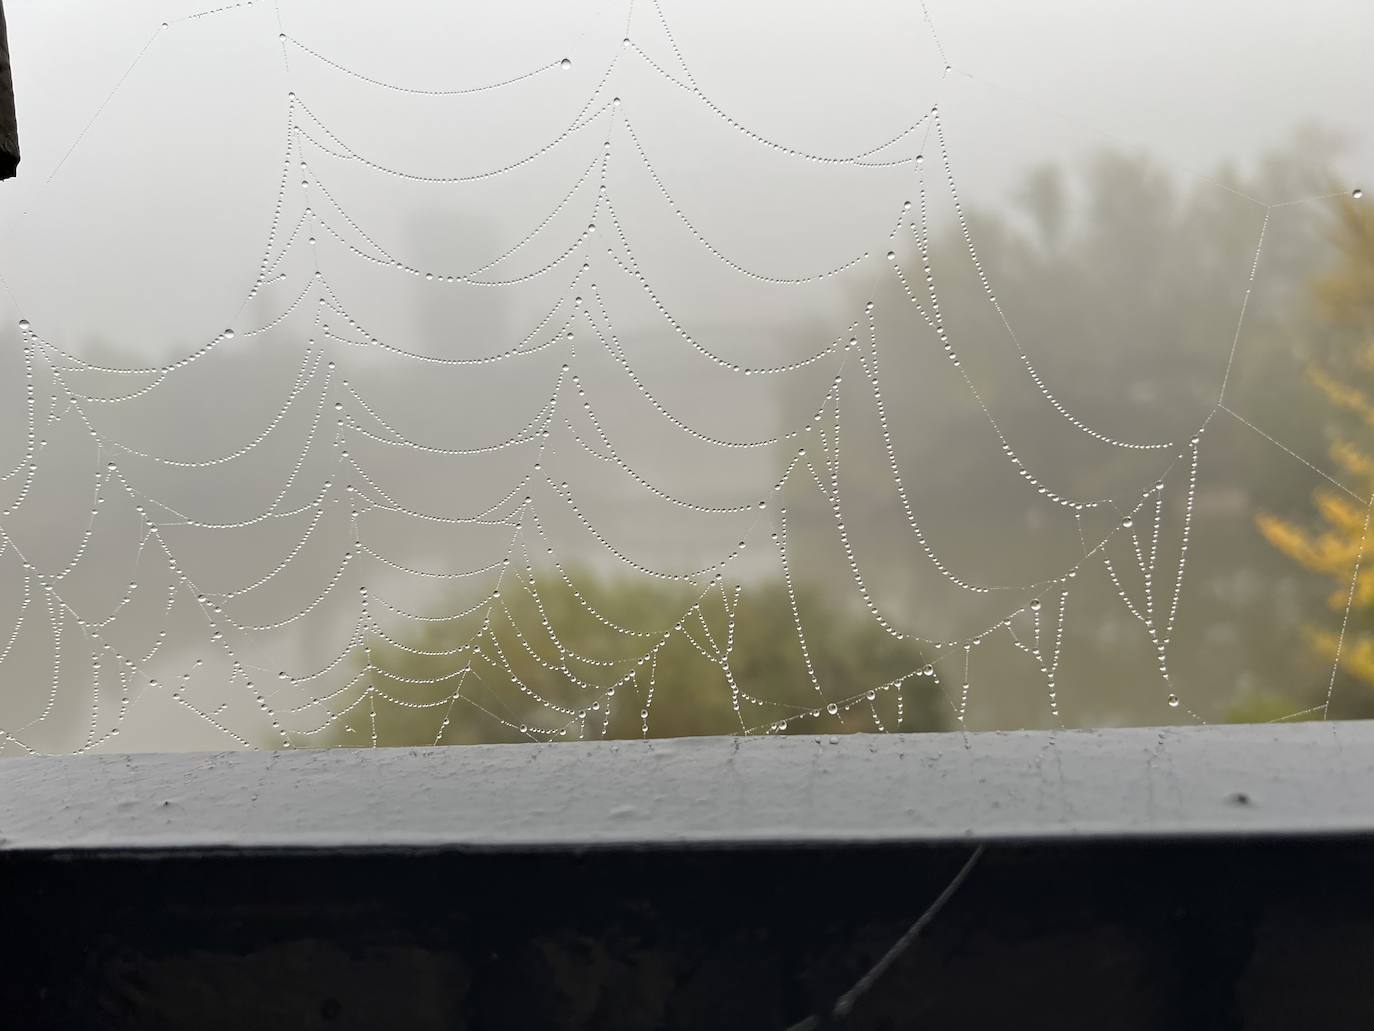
[786,129,1355,727]
[1015,163,1066,250]
[1256,195,1374,713]
[310,571,948,747]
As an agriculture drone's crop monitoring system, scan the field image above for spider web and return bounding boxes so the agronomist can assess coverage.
[0,0,1367,753]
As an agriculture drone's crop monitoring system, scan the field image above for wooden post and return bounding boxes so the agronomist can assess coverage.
[0,0,17,180]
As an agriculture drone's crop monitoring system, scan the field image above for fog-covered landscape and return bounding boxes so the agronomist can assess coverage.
[0,0,1371,752]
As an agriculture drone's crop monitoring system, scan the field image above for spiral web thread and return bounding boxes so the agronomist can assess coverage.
[0,0,1365,754]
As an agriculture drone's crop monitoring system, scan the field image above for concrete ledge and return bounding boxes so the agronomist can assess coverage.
[3,722,1372,852]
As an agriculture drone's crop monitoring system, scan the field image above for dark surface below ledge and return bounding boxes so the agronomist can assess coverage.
[4,838,1374,1030]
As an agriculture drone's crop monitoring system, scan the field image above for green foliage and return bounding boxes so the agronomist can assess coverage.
[1225,690,1315,725]
[315,571,947,747]
[782,129,1362,726]
[308,130,1366,744]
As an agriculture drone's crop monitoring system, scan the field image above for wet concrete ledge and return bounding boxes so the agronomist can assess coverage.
[2,722,1373,853]
[3,725,1374,1028]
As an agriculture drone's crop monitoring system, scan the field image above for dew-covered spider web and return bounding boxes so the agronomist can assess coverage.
[0,0,1370,753]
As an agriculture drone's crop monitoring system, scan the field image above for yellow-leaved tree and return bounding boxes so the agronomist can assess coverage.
[1256,194,1374,703]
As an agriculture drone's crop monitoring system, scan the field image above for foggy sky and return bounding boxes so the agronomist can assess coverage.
[1,0,1367,347]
